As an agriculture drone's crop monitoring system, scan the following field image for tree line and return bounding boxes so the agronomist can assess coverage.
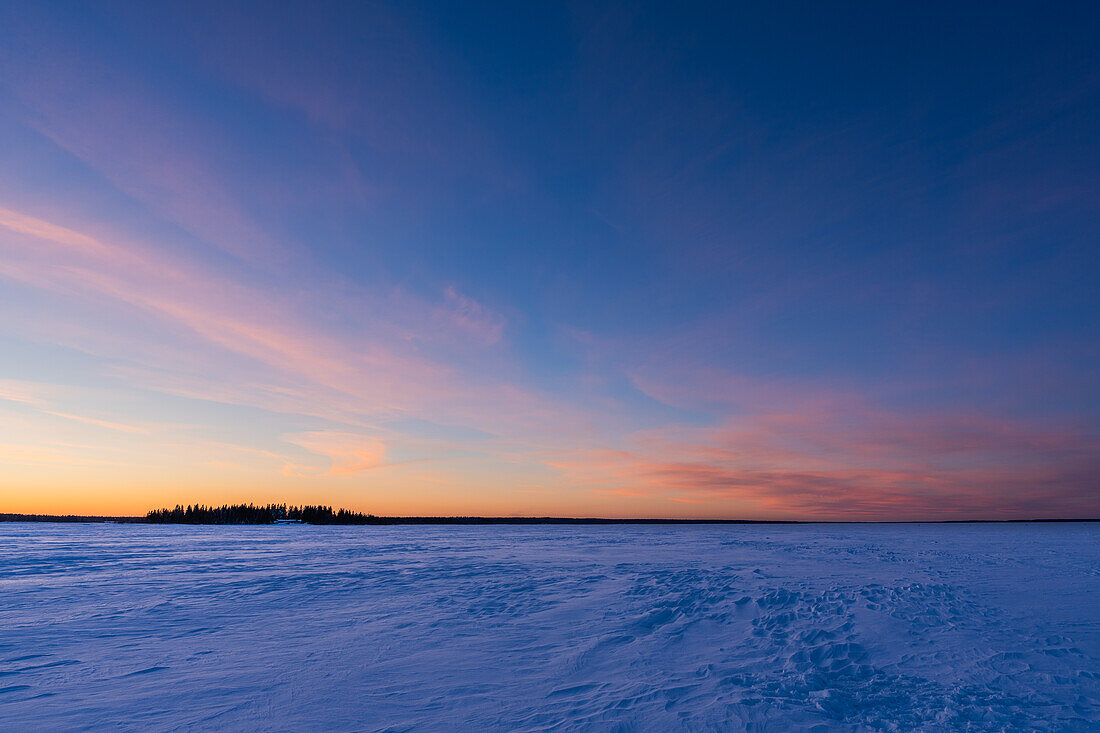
[145,503,377,525]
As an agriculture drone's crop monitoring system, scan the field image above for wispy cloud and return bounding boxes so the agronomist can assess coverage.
[436,286,505,346]
[282,432,386,476]
[37,410,146,434]
[0,377,146,433]
[0,205,590,468]
[547,365,1099,519]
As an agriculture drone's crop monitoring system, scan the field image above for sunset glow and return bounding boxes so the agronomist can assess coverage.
[0,3,1096,519]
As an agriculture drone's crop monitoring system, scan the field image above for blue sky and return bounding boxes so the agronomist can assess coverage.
[0,1,1096,517]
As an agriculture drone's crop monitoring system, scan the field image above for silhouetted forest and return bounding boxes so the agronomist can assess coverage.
[145,504,376,525]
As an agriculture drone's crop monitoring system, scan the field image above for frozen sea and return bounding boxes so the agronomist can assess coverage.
[1,523,1097,731]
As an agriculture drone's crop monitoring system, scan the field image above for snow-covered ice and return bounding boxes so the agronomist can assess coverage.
[1,523,1097,731]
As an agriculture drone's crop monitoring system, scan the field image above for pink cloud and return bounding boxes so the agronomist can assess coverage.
[546,365,1098,519]
[281,432,386,476]
[551,442,1098,519]
[0,206,602,455]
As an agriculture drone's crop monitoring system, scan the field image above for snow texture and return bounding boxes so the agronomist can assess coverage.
[1,523,1097,731]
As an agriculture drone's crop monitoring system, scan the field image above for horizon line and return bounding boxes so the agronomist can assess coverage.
[1,512,1097,525]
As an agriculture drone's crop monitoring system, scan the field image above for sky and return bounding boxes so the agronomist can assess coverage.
[0,1,1096,519]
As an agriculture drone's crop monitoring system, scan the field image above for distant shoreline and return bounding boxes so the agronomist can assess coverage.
[1,513,1096,525]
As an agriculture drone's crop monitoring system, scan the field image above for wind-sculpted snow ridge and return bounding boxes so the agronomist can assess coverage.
[0,524,1097,731]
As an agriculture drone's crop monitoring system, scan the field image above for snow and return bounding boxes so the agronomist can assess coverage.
[1,523,1097,731]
